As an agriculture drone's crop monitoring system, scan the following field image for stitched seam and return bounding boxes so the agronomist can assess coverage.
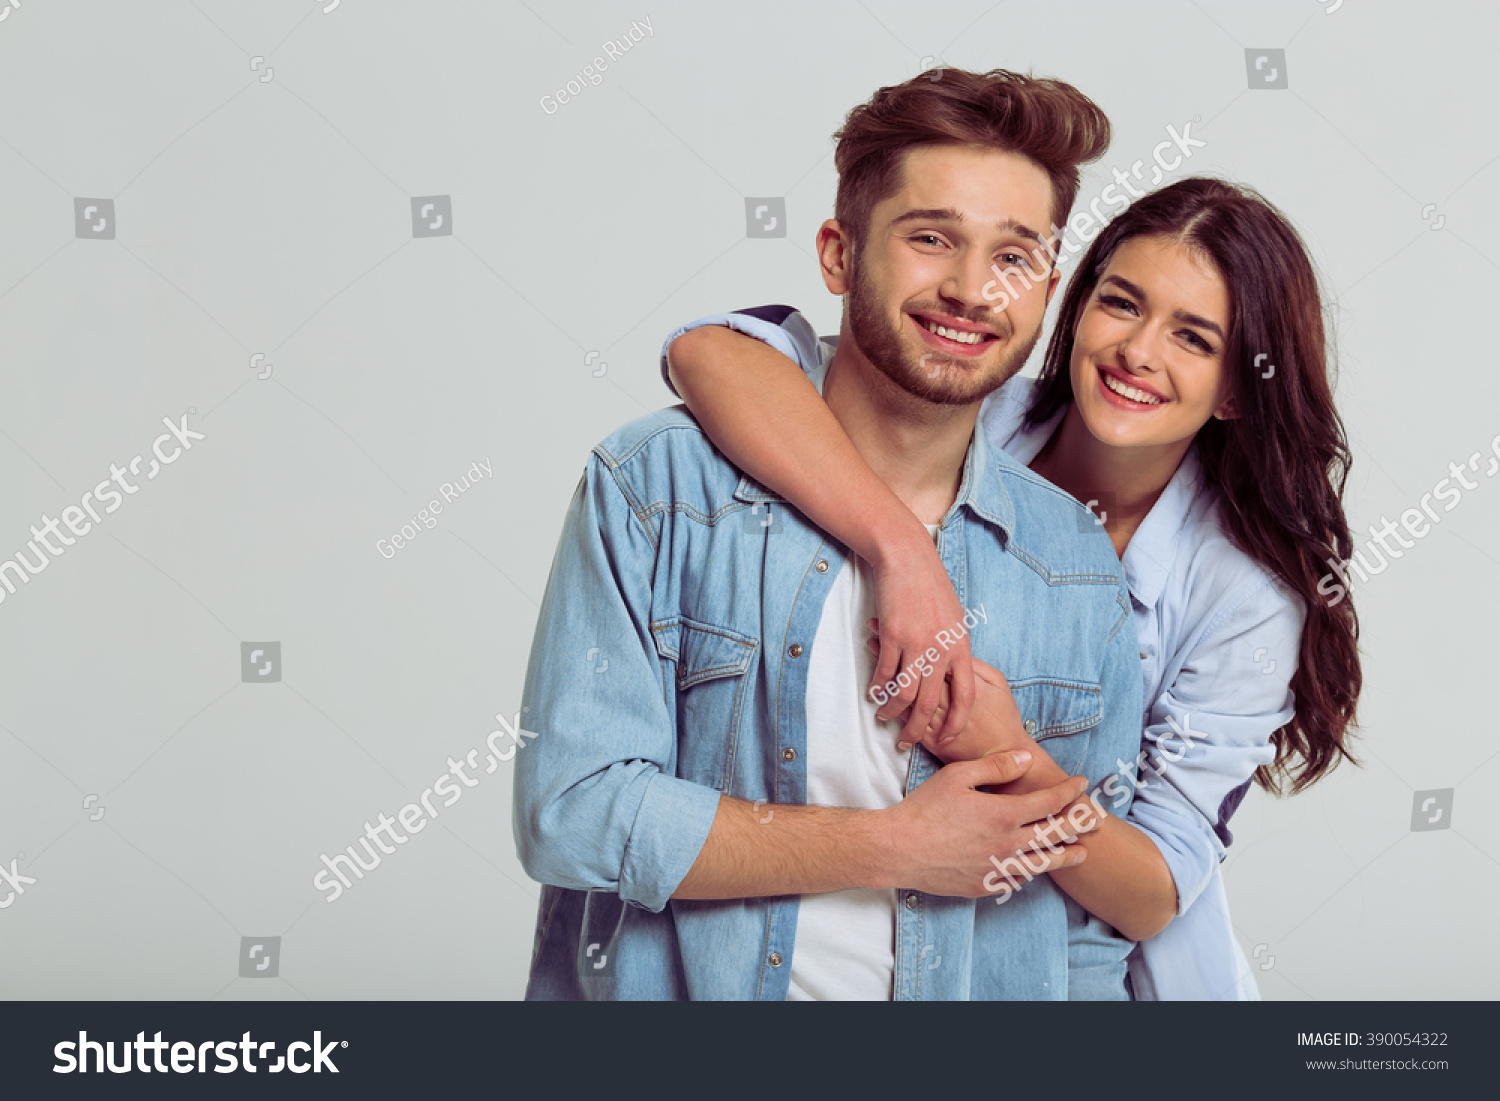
[773,543,831,803]
[592,449,660,554]
[720,656,751,793]
[1007,541,1118,584]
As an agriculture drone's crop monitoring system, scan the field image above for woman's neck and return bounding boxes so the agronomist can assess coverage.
[1028,403,1194,557]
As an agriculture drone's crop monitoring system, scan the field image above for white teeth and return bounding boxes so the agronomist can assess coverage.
[925,319,985,344]
[1103,373,1163,405]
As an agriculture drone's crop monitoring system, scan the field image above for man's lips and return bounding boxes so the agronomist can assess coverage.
[911,313,1001,358]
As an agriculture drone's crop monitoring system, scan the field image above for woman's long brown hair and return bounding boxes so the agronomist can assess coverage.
[1026,177,1360,794]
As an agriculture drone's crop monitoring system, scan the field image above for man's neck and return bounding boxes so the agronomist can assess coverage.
[822,326,980,526]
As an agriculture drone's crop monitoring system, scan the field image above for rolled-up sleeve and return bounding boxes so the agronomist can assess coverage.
[1127,577,1306,915]
[512,455,722,913]
[659,306,823,397]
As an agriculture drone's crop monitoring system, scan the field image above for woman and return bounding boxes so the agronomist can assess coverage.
[659,177,1362,999]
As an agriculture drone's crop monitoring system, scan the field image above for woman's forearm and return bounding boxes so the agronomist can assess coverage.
[1047,813,1177,942]
[997,751,1177,942]
[666,325,929,566]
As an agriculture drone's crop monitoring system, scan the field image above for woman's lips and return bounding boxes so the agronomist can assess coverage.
[1095,365,1167,410]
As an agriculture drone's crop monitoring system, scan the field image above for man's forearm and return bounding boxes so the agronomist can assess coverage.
[672,795,897,899]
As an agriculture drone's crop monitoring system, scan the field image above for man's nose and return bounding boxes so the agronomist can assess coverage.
[939,251,1006,317]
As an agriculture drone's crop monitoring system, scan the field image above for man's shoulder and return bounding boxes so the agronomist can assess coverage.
[590,404,712,468]
[587,404,747,507]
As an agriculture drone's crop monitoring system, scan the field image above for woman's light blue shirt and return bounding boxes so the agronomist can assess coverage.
[664,307,1308,1000]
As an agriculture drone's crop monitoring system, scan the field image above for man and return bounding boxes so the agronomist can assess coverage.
[514,69,1143,1000]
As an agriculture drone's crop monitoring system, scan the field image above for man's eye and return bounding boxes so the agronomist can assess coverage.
[913,234,945,247]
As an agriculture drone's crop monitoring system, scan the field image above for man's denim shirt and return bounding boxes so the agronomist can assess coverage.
[514,358,1144,1000]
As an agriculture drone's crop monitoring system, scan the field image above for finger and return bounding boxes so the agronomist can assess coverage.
[948,749,1034,789]
[1011,838,1090,873]
[900,667,946,744]
[868,627,905,722]
[969,653,1009,688]
[1009,775,1094,828]
[934,647,975,745]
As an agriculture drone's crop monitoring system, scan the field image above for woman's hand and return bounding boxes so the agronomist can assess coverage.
[867,634,1032,764]
[865,533,976,748]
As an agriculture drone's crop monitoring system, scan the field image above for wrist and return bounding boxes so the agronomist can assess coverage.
[864,514,938,574]
[858,807,905,890]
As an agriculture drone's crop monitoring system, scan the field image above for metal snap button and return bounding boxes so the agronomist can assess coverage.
[1023,719,1038,735]
[781,747,796,762]
[788,643,803,658]
[769,952,783,967]
[815,560,829,573]
[905,893,918,910]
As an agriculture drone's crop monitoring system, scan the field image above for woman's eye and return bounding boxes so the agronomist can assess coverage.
[1100,294,1137,313]
[1181,331,1214,353]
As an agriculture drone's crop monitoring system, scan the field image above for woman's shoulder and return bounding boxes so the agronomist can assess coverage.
[1172,487,1308,640]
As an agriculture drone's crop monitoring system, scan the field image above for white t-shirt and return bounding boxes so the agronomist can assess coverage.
[786,526,937,1000]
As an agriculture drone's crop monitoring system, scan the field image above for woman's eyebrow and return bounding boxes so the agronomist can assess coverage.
[1100,274,1225,339]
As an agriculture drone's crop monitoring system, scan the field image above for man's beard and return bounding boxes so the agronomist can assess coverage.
[846,259,1042,407]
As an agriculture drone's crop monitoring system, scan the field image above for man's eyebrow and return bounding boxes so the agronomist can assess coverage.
[1099,274,1226,340]
[889,209,1048,247]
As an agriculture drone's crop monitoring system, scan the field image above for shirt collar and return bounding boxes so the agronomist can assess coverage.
[999,391,1205,611]
[732,355,1017,541]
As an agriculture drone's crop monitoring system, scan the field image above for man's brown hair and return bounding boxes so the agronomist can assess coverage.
[833,68,1111,253]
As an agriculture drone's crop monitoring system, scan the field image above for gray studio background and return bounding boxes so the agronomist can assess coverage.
[0,0,1494,1001]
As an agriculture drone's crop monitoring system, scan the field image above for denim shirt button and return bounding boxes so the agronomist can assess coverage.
[781,747,796,762]
[1023,719,1038,735]
[905,893,918,911]
[815,560,830,573]
[768,953,783,967]
[787,643,803,658]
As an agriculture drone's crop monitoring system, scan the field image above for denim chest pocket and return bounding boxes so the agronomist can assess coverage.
[1008,678,1103,777]
[652,615,758,792]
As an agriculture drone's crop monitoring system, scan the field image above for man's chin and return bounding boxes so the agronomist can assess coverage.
[885,357,1012,407]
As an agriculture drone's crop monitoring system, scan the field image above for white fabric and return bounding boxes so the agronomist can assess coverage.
[787,528,937,1000]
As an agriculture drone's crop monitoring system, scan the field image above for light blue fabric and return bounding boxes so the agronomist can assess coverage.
[517,351,1144,1000]
[663,307,1307,1001]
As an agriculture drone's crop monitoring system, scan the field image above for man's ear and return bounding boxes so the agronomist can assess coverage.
[817,219,853,295]
[1043,265,1062,308]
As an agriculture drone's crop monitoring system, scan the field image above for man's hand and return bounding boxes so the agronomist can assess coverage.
[880,751,1097,899]
[866,530,975,748]
[867,635,1031,763]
